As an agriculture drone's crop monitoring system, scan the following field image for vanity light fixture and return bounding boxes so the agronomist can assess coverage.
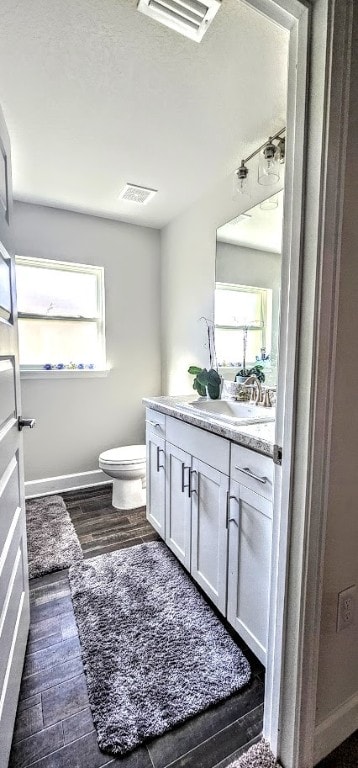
[233,127,286,197]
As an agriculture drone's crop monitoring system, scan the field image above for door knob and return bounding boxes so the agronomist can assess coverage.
[18,417,36,431]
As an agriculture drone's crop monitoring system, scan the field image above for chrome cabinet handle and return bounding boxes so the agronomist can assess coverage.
[226,492,239,527]
[156,446,165,472]
[188,469,197,497]
[181,463,190,493]
[146,420,161,428]
[235,465,268,485]
[18,417,36,431]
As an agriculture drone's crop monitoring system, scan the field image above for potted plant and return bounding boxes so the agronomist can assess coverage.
[235,363,265,383]
[235,326,266,383]
[188,366,222,400]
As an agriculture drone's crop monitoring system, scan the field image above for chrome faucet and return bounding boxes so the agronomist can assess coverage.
[241,374,262,405]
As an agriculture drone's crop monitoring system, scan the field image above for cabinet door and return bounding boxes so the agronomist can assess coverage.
[146,428,166,537]
[227,480,272,665]
[190,458,229,614]
[165,442,191,570]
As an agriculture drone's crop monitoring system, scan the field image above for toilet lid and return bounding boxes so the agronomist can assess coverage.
[99,444,146,465]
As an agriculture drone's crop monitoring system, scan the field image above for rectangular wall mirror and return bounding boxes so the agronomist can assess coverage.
[215,190,283,388]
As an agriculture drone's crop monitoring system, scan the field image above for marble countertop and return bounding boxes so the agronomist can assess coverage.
[143,395,275,458]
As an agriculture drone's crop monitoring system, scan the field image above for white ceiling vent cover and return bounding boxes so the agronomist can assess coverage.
[137,0,221,42]
[118,184,158,205]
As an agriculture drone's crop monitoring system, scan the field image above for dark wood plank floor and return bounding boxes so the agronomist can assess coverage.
[316,730,358,768]
[9,485,264,768]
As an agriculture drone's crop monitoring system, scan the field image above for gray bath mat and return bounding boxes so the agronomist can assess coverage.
[228,740,279,768]
[69,541,251,756]
[26,495,82,579]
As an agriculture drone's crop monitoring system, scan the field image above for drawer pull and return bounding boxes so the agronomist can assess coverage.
[236,466,268,485]
[146,420,162,428]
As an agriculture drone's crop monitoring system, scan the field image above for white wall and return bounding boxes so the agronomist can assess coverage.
[14,202,161,482]
[161,170,283,395]
[315,6,358,730]
[216,241,281,382]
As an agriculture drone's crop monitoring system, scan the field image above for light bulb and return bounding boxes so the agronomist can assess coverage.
[275,136,286,164]
[232,160,249,199]
[258,138,280,186]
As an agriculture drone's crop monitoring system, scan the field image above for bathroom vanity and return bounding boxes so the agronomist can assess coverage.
[143,396,275,666]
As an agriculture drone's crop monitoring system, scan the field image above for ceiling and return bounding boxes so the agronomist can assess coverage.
[217,189,284,253]
[0,0,289,228]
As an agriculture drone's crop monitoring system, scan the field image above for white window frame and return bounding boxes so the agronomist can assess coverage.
[214,282,272,365]
[15,256,108,378]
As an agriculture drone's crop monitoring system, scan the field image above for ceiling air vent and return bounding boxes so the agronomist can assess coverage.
[118,183,158,205]
[137,0,221,42]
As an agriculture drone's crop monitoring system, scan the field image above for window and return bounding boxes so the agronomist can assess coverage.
[214,283,272,367]
[15,256,106,371]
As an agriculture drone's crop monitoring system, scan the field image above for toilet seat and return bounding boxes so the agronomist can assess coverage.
[99,445,146,466]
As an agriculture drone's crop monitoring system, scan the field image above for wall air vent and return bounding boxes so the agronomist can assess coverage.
[137,0,221,42]
[231,213,252,225]
[118,183,158,205]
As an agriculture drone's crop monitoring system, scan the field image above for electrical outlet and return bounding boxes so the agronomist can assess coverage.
[337,585,356,632]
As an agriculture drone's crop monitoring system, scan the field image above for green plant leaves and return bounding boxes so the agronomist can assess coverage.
[193,379,207,396]
[207,368,221,385]
[188,365,222,399]
[235,364,265,383]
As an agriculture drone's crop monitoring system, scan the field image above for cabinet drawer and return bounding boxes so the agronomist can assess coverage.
[145,408,166,438]
[230,443,273,500]
[166,416,230,475]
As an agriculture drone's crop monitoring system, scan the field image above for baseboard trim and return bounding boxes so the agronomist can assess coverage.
[313,691,358,764]
[25,470,112,499]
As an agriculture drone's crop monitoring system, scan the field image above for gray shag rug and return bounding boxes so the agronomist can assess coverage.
[228,740,279,768]
[26,495,82,579]
[69,541,251,756]
[227,731,358,768]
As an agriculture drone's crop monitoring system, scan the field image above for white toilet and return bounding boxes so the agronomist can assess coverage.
[99,444,146,510]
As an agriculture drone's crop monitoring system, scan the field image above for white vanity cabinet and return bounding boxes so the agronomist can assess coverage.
[165,441,192,570]
[145,405,274,665]
[227,445,274,665]
[146,409,166,537]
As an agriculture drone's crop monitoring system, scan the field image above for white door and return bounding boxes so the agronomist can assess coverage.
[146,427,166,537]
[0,107,30,765]
[165,441,191,570]
[190,457,229,614]
[227,480,273,666]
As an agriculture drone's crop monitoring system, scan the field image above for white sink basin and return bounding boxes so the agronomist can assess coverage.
[181,399,275,424]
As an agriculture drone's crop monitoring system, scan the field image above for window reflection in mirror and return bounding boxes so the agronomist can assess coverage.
[215,190,283,388]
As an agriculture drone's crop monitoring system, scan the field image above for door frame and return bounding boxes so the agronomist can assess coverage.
[242,0,353,766]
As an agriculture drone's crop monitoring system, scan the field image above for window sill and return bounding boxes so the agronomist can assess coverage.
[20,367,110,380]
